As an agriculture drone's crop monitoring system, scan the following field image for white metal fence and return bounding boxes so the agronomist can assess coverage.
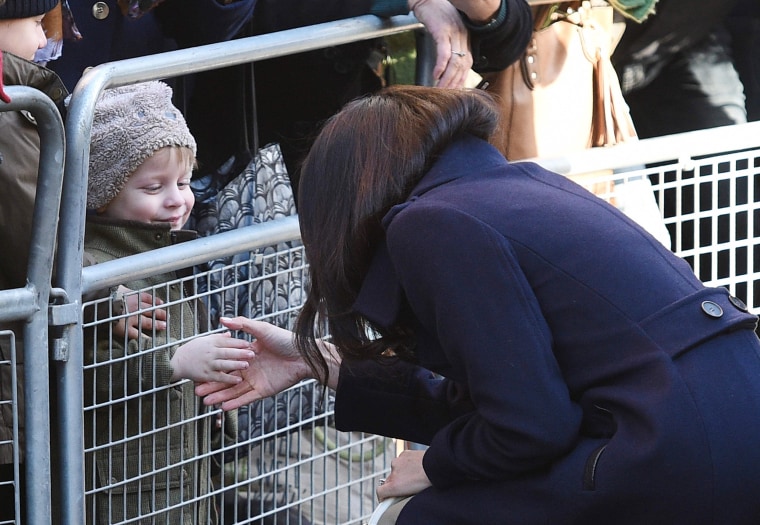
[538,124,760,310]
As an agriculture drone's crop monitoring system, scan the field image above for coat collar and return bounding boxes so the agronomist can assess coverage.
[381,135,506,227]
[1,51,69,109]
[355,135,506,327]
[85,213,198,260]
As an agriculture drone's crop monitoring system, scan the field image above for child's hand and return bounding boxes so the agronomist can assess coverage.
[114,285,167,340]
[195,317,317,410]
[170,332,255,384]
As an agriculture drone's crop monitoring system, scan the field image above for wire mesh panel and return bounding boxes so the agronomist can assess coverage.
[0,331,21,525]
[82,243,392,525]
[565,146,760,314]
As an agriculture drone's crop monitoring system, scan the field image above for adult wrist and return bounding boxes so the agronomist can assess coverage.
[462,0,507,32]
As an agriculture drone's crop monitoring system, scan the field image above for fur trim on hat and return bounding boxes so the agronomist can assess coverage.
[88,81,197,210]
[0,0,59,19]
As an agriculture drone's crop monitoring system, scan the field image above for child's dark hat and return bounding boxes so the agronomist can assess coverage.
[0,0,60,19]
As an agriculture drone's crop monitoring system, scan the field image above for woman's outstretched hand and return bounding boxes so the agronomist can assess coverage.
[194,316,313,410]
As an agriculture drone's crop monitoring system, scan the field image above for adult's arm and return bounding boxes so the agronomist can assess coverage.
[372,0,534,73]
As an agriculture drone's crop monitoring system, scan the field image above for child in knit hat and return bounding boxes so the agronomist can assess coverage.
[83,80,251,524]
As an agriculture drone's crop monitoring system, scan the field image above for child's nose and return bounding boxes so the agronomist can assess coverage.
[164,189,183,207]
[37,28,47,50]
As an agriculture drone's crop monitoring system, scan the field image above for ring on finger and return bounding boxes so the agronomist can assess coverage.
[452,51,466,57]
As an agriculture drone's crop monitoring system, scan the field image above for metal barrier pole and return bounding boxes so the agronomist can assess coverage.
[1,86,66,525]
[81,216,300,295]
[414,30,436,86]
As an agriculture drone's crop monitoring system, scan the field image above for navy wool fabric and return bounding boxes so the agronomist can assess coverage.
[335,136,760,524]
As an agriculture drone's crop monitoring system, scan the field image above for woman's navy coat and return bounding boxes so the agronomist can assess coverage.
[336,136,760,524]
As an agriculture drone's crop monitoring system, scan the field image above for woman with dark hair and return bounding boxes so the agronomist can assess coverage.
[198,85,760,524]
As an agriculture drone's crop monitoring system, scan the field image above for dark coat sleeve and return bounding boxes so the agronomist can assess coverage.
[466,0,534,72]
[334,358,477,445]
[48,0,255,90]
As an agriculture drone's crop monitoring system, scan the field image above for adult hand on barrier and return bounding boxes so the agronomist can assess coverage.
[409,0,473,88]
[195,316,317,410]
[170,331,255,383]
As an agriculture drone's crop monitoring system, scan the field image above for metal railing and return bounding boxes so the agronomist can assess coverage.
[0,85,65,525]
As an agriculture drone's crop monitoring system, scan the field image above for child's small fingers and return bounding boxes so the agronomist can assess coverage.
[139,315,166,331]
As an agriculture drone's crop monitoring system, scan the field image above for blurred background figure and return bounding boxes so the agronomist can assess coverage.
[612,0,745,138]
[42,0,256,176]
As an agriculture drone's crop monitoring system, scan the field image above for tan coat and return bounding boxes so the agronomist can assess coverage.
[0,52,68,465]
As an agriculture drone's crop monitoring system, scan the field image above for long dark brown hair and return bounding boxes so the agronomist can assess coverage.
[295,85,500,382]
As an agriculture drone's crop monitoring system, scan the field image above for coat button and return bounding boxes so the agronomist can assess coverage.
[701,301,724,318]
[728,295,748,312]
[92,2,110,19]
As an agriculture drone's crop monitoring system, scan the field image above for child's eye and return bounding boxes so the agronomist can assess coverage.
[177,180,191,189]
[143,185,162,193]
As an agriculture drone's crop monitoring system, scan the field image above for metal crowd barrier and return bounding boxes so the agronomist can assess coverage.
[0,86,65,525]
[6,7,760,525]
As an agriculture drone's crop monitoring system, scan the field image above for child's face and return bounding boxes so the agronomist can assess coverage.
[0,15,47,61]
[99,147,195,230]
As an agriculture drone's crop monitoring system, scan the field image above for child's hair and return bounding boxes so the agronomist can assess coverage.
[0,0,58,19]
[87,80,196,210]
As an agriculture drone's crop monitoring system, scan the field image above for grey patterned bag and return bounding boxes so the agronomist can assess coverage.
[192,142,316,447]
[194,142,304,327]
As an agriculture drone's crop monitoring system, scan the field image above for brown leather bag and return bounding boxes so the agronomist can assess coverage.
[483,1,636,161]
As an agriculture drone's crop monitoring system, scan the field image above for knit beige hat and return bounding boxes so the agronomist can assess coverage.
[87,81,196,210]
